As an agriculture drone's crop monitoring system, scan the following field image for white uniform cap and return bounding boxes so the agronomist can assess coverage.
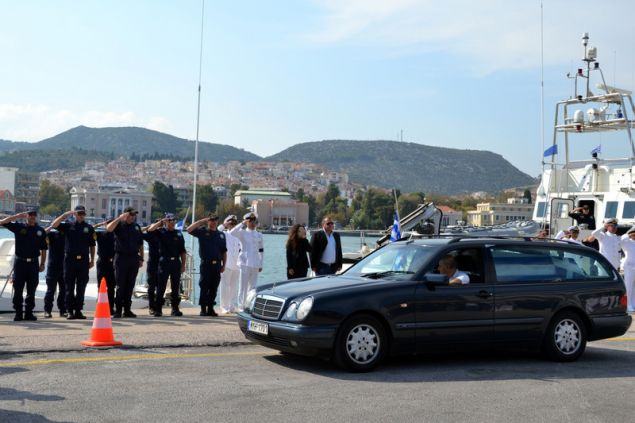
[568,225,580,232]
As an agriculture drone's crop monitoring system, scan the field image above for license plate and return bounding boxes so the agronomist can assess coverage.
[248,320,269,335]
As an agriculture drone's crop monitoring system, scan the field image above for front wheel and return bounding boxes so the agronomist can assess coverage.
[542,311,587,362]
[334,314,387,372]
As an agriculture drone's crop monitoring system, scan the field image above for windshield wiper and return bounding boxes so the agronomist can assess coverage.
[360,270,415,279]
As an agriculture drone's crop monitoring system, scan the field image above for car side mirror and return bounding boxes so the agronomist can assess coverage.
[423,273,448,289]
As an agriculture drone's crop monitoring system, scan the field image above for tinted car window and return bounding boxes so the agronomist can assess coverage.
[491,246,613,283]
[346,244,432,278]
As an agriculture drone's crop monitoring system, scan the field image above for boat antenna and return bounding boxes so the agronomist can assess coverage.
[189,0,206,302]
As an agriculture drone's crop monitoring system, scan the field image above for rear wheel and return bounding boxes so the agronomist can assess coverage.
[334,314,387,372]
[542,311,587,362]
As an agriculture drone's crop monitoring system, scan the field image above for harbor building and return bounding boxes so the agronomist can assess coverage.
[70,186,153,224]
[252,199,309,228]
[466,199,534,226]
[234,189,293,206]
[14,171,40,209]
[437,205,462,228]
[0,190,15,213]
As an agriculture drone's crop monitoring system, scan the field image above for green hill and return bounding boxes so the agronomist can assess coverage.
[266,140,535,194]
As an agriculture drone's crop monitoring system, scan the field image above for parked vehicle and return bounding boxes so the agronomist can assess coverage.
[237,236,631,371]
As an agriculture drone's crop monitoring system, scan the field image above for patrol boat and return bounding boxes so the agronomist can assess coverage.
[533,33,635,238]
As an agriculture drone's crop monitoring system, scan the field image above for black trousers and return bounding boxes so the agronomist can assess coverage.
[199,260,221,307]
[146,262,159,310]
[44,265,65,313]
[114,254,140,311]
[13,259,39,313]
[287,265,309,280]
[158,259,181,308]
[64,256,89,312]
[96,257,116,309]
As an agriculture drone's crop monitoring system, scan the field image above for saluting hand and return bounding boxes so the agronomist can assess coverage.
[88,260,94,269]
[220,265,225,274]
[180,264,186,273]
[38,263,45,272]
[16,212,29,220]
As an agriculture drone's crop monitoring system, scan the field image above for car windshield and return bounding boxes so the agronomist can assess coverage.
[345,243,432,279]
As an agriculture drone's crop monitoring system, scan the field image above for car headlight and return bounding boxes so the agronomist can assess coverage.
[283,302,298,320]
[295,297,313,321]
[243,289,257,311]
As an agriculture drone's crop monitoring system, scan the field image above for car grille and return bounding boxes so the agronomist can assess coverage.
[251,295,284,320]
[245,332,289,347]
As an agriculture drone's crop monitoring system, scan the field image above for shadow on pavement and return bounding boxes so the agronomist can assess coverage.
[0,387,64,404]
[263,345,635,382]
[0,409,70,423]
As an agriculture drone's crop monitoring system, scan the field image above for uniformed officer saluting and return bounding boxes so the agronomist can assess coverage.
[94,220,116,315]
[0,209,47,321]
[146,213,186,317]
[142,220,161,316]
[43,224,67,318]
[187,213,227,317]
[51,205,96,320]
[107,206,144,318]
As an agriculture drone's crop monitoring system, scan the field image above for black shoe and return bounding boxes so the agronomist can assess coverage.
[123,310,137,318]
[206,308,218,317]
[59,311,68,318]
[171,308,183,317]
[66,312,77,320]
[199,306,207,316]
[44,311,53,318]
[149,308,155,316]
[154,309,163,317]
[14,312,23,322]
[112,310,122,319]
[75,311,86,320]
[24,313,37,321]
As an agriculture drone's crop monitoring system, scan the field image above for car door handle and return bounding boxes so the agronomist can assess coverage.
[477,290,493,299]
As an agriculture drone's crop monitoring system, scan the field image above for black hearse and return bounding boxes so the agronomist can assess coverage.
[237,237,631,371]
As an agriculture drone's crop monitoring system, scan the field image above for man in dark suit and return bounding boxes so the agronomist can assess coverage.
[310,216,343,276]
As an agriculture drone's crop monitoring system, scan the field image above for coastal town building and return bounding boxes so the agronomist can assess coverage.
[251,198,309,228]
[0,167,17,196]
[466,200,534,226]
[14,171,40,209]
[437,205,462,228]
[0,190,15,213]
[70,186,153,224]
[234,189,293,206]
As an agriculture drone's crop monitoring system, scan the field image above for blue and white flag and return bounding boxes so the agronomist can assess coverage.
[543,144,558,157]
[390,211,401,242]
[591,145,601,155]
[175,207,189,232]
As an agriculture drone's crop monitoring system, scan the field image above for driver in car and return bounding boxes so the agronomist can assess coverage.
[438,255,470,285]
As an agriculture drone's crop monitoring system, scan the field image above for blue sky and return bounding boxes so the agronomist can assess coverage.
[1,0,634,177]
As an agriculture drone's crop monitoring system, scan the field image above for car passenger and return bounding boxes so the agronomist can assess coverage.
[438,255,470,285]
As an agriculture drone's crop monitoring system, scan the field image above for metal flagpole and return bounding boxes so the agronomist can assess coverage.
[189,0,206,303]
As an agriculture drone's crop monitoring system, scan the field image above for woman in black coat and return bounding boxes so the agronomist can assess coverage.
[286,224,311,279]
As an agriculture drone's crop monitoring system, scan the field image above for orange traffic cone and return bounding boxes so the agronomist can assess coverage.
[81,278,122,347]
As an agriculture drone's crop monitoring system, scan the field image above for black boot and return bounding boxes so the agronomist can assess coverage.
[172,307,183,317]
[154,306,163,317]
[74,310,86,320]
[123,309,137,318]
[112,307,122,319]
[66,310,77,320]
[207,306,218,317]
[199,306,207,316]
[43,310,53,318]
[24,312,37,321]
[59,310,68,318]
[14,310,23,322]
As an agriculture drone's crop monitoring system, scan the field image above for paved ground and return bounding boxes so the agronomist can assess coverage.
[0,307,246,353]
[1,339,634,423]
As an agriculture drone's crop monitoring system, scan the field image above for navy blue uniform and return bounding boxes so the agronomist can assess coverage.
[113,222,143,312]
[3,222,47,314]
[142,231,161,311]
[191,228,227,308]
[44,228,66,314]
[155,229,186,309]
[58,221,96,314]
[96,230,116,310]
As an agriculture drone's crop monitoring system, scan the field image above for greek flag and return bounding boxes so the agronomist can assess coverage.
[591,145,601,155]
[390,211,401,242]
[175,207,189,232]
[543,144,558,157]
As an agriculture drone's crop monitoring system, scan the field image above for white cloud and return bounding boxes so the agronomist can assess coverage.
[309,0,635,77]
[0,104,173,141]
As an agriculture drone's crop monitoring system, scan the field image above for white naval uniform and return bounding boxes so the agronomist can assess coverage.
[620,234,635,312]
[219,230,241,313]
[229,222,264,307]
[591,228,621,270]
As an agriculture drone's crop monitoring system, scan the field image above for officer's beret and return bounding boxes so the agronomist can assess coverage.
[243,212,257,221]
[124,206,137,214]
[224,215,237,224]
[26,208,37,215]
[605,218,618,225]
[74,205,86,212]
[164,213,175,220]
[208,213,219,220]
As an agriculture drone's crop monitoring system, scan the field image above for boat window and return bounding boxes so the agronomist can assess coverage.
[605,201,618,219]
[622,202,635,219]
[535,202,546,218]
[345,244,432,279]
[490,246,614,283]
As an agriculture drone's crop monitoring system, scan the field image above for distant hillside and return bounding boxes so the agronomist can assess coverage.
[267,140,534,194]
[0,126,260,162]
[0,149,116,172]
